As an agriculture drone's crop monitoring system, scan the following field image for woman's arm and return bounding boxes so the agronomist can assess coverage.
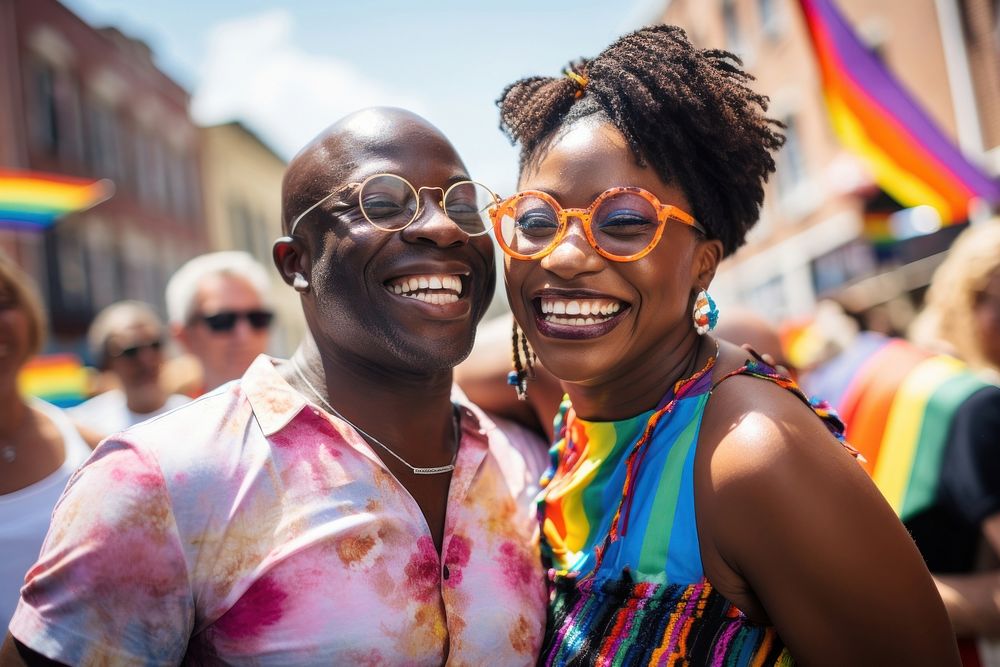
[699,374,960,666]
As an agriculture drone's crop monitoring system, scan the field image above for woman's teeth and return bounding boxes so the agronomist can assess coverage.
[387,274,462,304]
[539,298,622,326]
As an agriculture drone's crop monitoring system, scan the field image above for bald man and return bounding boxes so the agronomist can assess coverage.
[4,108,547,665]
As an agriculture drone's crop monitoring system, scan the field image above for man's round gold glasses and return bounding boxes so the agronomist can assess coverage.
[290,173,499,238]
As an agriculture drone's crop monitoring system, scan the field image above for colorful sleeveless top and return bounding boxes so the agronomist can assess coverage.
[536,351,849,666]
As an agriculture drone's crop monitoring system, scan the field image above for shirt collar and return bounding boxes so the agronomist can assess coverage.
[242,355,494,442]
[241,355,312,436]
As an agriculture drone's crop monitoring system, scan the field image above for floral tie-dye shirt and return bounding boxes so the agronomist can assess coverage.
[10,356,547,666]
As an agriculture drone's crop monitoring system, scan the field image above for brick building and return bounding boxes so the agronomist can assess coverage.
[0,0,207,350]
[661,0,1000,332]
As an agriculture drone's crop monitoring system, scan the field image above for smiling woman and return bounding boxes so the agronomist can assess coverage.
[494,25,961,666]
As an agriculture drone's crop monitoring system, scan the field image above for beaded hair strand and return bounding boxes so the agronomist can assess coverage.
[496,25,784,257]
[508,321,535,400]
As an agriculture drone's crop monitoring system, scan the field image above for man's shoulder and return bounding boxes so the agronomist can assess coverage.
[112,381,260,469]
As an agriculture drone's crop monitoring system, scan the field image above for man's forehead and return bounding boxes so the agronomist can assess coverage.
[329,122,455,167]
[306,138,464,197]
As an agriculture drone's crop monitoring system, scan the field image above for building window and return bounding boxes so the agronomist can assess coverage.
[44,224,92,330]
[758,0,784,39]
[85,221,118,310]
[722,0,744,55]
[228,199,272,264]
[741,275,787,322]
[26,58,60,155]
[118,120,138,194]
[165,148,187,218]
[134,130,151,204]
[811,239,878,296]
[775,114,808,196]
[61,73,85,165]
[184,155,203,223]
[84,98,122,181]
[148,138,168,211]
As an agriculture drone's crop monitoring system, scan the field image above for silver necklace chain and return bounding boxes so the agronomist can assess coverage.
[290,358,458,475]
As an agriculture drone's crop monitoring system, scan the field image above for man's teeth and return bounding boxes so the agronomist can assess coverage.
[388,274,462,304]
[539,298,623,326]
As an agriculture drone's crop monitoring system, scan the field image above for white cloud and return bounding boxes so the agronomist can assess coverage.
[191,10,426,159]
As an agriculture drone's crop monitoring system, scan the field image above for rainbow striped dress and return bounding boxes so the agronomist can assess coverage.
[536,355,839,666]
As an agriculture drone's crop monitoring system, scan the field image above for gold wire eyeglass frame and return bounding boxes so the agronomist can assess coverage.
[289,173,499,238]
[488,186,705,262]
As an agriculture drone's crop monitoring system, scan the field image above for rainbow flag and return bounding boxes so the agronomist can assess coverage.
[804,334,993,520]
[797,0,1000,225]
[0,169,114,230]
[18,353,90,408]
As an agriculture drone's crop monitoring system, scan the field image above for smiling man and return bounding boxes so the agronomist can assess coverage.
[2,108,546,666]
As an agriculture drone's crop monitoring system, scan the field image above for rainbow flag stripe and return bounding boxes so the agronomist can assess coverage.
[18,353,90,408]
[806,334,992,521]
[798,0,1000,224]
[0,169,114,229]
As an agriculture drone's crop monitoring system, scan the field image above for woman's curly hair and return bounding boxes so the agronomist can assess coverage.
[497,24,785,256]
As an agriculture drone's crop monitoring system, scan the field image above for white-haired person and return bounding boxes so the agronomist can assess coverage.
[68,301,189,437]
[166,251,275,396]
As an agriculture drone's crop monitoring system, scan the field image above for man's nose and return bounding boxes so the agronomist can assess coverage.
[399,189,467,248]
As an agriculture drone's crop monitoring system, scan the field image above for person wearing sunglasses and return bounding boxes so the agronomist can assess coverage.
[3,108,546,665]
[68,301,189,437]
[166,250,275,395]
[488,26,958,665]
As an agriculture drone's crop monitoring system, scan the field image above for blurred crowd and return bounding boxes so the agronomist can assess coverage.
[0,248,276,623]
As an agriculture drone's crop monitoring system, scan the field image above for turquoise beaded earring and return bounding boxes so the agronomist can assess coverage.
[692,289,719,335]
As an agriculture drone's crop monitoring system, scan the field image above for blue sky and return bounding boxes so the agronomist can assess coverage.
[61,0,666,195]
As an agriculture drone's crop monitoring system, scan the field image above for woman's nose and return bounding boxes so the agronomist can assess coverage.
[539,216,604,280]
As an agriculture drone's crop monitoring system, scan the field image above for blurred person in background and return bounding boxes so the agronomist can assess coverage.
[795,300,1000,663]
[910,219,1000,383]
[0,255,93,628]
[166,250,275,395]
[68,301,188,437]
